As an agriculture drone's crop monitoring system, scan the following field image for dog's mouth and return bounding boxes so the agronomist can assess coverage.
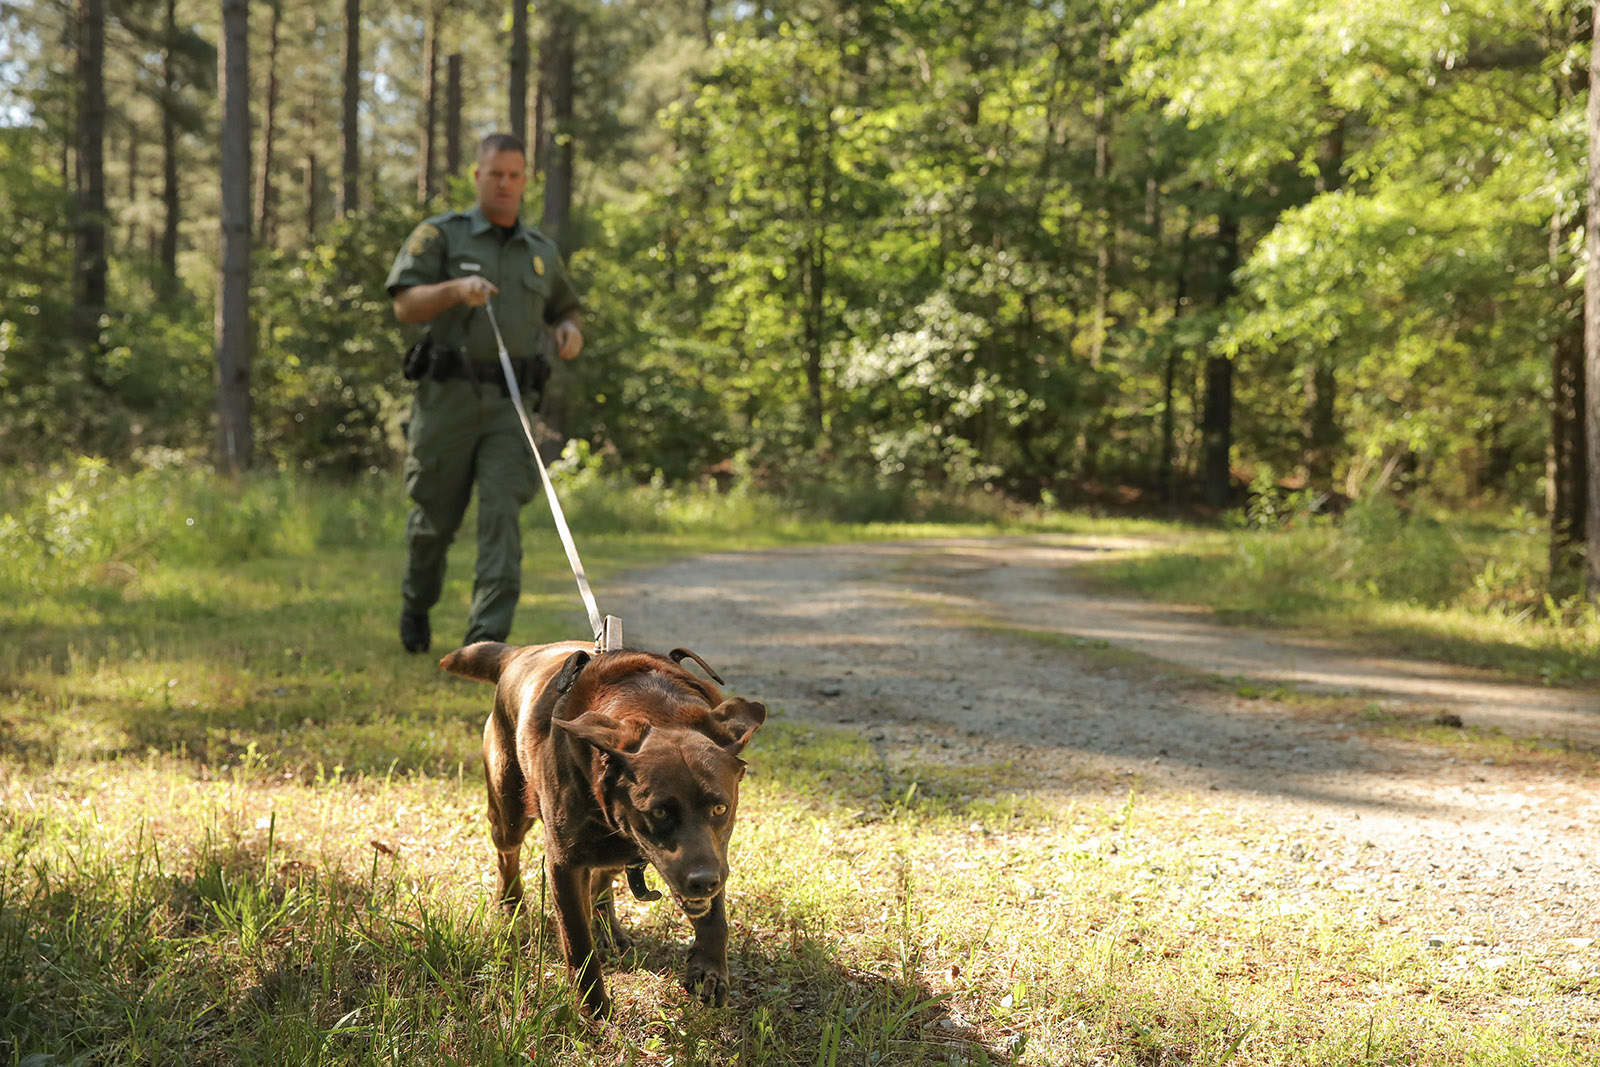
[624,862,715,917]
[673,893,716,919]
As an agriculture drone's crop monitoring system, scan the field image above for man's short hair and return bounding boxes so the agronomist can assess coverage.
[477,133,526,161]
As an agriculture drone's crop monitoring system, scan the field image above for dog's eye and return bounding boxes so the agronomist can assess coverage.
[709,804,728,818]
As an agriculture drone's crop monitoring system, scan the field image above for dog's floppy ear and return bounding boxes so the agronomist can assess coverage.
[554,713,650,764]
[709,698,766,754]
[554,650,591,694]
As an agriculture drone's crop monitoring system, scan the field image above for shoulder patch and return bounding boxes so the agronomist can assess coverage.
[406,223,441,257]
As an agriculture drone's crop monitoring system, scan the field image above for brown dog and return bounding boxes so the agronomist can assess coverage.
[439,639,766,1017]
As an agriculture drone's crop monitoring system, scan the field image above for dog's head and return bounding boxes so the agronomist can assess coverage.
[555,696,766,917]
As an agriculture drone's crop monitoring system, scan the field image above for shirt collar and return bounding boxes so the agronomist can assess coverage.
[466,206,529,241]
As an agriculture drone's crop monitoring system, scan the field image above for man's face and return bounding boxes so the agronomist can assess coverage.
[474,149,527,223]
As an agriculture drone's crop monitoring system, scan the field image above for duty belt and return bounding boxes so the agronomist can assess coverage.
[451,355,549,395]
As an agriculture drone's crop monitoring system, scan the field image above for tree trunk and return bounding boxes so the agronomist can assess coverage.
[217,0,253,473]
[1551,306,1588,590]
[445,53,462,180]
[1550,121,1586,594]
[509,0,529,145]
[1303,361,1338,493]
[1303,116,1347,495]
[540,3,574,251]
[533,32,547,177]
[1161,210,1192,508]
[123,126,134,201]
[159,0,179,298]
[1584,0,1600,603]
[1201,206,1240,509]
[340,0,360,216]
[534,3,575,441]
[803,230,827,446]
[74,0,108,377]
[254,0,282,244]
[798,101,831,448]
[303,3,320,243]
[1201,362,1234,509]
[418,4,439,201]
[124,129,138,254]
[1089,26,1112,369]
[304,148,319,242]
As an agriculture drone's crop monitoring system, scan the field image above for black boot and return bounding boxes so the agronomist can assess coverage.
[400,611,431,653]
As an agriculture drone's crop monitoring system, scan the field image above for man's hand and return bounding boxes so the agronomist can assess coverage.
[553,319,584,361]
[457,275,498,307]
[393,274,499,324]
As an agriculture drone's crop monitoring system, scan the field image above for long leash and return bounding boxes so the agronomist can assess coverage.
[484,300,621,652]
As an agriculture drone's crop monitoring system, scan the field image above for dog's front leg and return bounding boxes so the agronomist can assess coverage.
[683,893,731,1007]
[548,859,610,1017]
[589,869,635,957]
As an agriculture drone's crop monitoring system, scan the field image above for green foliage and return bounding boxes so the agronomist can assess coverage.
[0,127,81,457]
[1125,0,1576,510]
[0,125,216,463]
[0,0,1593,590]
[561,210,742,483]
[252,208,418,475]
[568,3,1176,498]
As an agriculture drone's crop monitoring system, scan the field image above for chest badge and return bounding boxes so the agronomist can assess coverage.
[533,256,545,276]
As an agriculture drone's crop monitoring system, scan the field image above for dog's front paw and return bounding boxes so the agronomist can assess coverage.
[582,988,613,1019]
[682,960,729,1007]
[592,917,636,958]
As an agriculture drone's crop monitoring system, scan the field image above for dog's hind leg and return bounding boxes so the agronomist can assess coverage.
[588,869,634,957]
[483,707,532,907]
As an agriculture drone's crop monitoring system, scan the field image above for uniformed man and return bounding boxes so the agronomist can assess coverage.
[385,132,583,653]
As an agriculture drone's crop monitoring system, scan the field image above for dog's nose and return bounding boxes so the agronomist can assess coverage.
[683,868,722,898]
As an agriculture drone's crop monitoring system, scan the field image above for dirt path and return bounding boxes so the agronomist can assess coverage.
[610,535,1600,954]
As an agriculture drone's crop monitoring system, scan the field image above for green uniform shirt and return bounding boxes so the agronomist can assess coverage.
[385,206,581,367]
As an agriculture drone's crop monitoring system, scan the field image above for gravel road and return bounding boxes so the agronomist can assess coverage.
[607,535,1600,957]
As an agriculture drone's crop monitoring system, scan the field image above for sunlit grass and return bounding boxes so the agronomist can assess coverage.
[1080,502,1600,686]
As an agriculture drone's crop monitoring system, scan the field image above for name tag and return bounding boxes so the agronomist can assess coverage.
[460,261,482,272]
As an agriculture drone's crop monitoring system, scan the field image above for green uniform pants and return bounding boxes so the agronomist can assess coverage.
[402,378,540,644]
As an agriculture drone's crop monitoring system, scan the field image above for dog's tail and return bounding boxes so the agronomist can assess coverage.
[438,641,516,684]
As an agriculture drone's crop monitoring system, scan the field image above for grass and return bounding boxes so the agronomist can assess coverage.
[2,464,1598,1064]
[1077,499,1600,687]
[7,748,1597,1065]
